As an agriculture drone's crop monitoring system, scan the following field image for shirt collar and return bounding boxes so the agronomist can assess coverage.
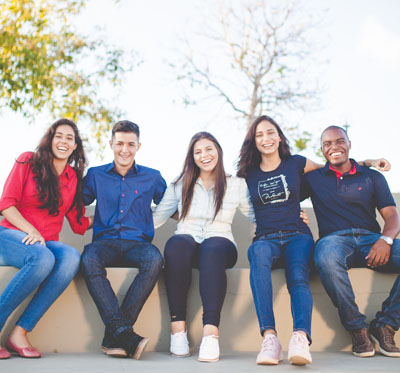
[324,159,363,176]
[196,177,214,191]
[60,164,72,180]
[106,161,138,175]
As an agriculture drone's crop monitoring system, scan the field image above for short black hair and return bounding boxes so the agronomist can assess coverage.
[111,120,140,139]
[320,125,349,142]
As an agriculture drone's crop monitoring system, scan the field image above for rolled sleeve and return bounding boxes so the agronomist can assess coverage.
[0,153,32,214]
[66,204,90,235]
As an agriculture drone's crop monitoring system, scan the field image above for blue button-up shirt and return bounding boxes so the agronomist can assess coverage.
[83,162,166,242]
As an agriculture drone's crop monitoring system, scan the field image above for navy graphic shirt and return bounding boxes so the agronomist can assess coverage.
[245,155,312,238]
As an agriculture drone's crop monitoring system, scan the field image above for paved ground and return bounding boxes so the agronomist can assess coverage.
[1,351,399,373]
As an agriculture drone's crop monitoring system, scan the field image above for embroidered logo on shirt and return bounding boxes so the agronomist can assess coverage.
[258,174,290,204]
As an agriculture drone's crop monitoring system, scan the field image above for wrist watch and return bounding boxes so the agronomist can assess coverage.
[380,236,393,245]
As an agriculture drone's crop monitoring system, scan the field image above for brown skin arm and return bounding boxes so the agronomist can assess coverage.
[363,158,391,171]
[300,209,310,225]
[87,215,94,229]
[365,206,400,268]
[304,158,391,174]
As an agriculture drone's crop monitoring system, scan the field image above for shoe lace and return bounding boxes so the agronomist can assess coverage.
[382,327,395,345]
[290,333,309,352]
[261,335,276,353]
[352,329,368,346]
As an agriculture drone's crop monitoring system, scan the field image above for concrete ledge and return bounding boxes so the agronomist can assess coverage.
[1,267,398,353]
[1,195,399,353]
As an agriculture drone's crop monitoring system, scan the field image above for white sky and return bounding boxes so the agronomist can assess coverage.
[1,0,399,192]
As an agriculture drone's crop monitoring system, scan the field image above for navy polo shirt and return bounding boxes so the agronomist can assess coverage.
[83,162,167,242]
[302,160,396,238]
[246,155,312,238]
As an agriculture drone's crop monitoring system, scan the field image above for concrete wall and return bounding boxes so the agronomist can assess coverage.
[0,194,399,353]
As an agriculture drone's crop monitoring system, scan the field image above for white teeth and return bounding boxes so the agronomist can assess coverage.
[58,147,67,151]
[263,144,273,148]
[331,152,342,156]
[202,159,211,164]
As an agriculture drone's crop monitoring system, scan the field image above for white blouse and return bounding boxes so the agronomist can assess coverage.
[153,175,255,245]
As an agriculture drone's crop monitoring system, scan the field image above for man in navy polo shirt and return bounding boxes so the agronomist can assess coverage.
[303,125,400,358]
[81,120,166,359]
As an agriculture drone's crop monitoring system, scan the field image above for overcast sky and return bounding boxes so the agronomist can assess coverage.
[1,0,399,193]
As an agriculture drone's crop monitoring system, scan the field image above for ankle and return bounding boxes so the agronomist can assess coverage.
[171,321,186,335]
[262,329,277,338]
[203,324,219,337]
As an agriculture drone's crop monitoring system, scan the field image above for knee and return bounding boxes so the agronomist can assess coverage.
[247,241,273,268]
[27,247,55,276]
[81,245,102,275]
[58,245,81,275]
[164,236,191,262]
[314,238,342,274]
[286,265,310,290]
[142,245,164,272]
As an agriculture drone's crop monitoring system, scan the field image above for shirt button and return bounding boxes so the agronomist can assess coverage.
[340,177,343,180]
[120,209,124,213]
[122,193,125,197]
[122,177,125,181]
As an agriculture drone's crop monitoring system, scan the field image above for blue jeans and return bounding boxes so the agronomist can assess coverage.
[248,231,314,341]
[81,239,163,338]
[314,228,400,331]
[0,226,81,332]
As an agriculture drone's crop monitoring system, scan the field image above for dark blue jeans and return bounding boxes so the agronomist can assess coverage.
[248,231,314,341]
[314,228,400,331]
[81,239,163,338]
[164,234,237,327]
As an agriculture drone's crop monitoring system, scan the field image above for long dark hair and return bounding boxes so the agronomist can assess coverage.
[31,118,87,221]
[174,132,227,221]
[237,115,291,178]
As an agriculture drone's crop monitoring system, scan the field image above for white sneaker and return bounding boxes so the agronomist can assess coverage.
[256,334,283,365]
[198,335,219,362]
[170,331,190,357]
[288,332,312,365]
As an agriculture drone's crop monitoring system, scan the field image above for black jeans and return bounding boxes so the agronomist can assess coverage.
[164,234,237,327]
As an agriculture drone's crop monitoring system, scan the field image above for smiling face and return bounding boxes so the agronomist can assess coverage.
[51,124,77,161]
[193,138,219,175]
[110,131,141,174]
[255,120,281,156]
[321,127,351,169]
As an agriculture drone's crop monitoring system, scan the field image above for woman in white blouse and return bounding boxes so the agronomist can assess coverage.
[153,132,254,362]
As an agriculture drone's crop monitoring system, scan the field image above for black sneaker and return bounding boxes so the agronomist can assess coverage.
[369,325,400,357]
[101,331,128,357]
[350,328,375,357]
[116,329,149,360]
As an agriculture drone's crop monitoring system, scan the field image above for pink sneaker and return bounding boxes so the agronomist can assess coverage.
[288,332,312,365]
[256,334,283,365]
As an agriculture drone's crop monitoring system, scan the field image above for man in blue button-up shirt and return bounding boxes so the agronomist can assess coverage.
[81,120,166,360]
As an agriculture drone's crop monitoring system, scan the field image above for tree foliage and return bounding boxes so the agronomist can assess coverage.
[0,0,137,147]
[170,0,325,150]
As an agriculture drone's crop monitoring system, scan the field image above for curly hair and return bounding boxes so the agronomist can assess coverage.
[30,118,87,221]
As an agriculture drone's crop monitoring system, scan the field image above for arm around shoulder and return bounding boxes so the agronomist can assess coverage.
[153,181,179,229]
